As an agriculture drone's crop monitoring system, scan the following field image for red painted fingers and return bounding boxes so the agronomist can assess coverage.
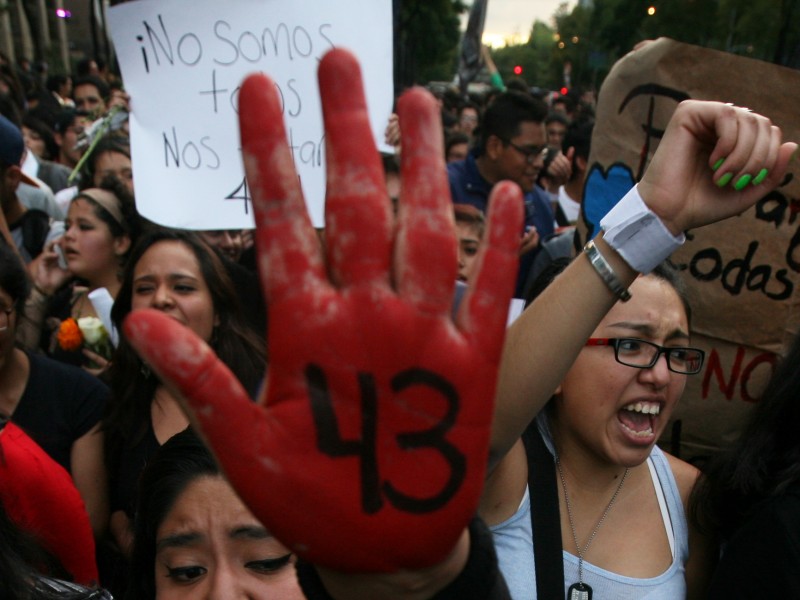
[318,49,393,288]
[394,88,457,315]
[238,73,327,305]
[457,181,523,362]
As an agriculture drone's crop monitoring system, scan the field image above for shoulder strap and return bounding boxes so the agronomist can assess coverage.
[522,425,565,597]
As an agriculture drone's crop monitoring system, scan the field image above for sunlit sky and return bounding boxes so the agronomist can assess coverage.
[462,0,577,47]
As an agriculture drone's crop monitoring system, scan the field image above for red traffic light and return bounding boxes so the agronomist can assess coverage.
[513,65,523,75]
[560,87,569,95]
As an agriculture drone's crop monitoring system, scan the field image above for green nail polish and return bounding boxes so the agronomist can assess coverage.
[712,158,725,171]
[717,173,733,187]
[752,168,768,186]
[734,174,752,190]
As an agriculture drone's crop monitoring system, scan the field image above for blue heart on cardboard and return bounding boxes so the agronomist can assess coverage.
[583,163,636,238]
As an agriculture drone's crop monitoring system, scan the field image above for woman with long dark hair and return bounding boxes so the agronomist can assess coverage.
[103,229,266,558]
[126,430,298,600]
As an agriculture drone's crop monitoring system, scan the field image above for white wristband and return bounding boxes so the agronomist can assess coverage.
[583,240,631,302]
[600,184,685,274]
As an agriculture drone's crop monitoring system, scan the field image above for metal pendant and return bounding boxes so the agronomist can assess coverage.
[567,582,592,600]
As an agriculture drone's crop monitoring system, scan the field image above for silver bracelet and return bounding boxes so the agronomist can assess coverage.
[583,239,632,302]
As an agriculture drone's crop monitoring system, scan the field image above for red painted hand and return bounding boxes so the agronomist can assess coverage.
[124,49,522,572]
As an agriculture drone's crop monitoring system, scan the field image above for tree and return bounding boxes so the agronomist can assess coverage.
[394,0,467,90]
[487,21,560,90]
[464,0,799,99]
[552,2,593,91]
[558,0,800,89]
[715,0,800,67]
[491,42,541,88]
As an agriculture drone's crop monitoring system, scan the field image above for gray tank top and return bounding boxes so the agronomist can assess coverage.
[490,418,689,599]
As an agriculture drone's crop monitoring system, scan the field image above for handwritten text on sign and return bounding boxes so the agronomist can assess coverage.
[108,0,393,229]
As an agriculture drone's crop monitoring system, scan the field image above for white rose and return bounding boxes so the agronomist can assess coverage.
[77,317,108,346]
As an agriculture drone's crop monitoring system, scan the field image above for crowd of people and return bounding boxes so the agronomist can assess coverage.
[0,38,798,600]
[393,70,595,298]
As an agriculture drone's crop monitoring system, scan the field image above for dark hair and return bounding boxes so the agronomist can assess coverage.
[453,203,485,238]
[524,257,692,327]
[75,59,105,79]
[445,131,470,158]
[552,94,576,115]
[441,110,457,131]
[691,330,800,540]
[505,78,530,95]
[650,263,692,326]
[0,244,31,309]
[54,108,88,134]
[477,91,548,155]
[563,120,595,182]
[562,119,593,158]
[71,177,144,267]
[544,112,570,127]
[26,104,61,133]
[45,74,70,94]
[441,88,462,114]
[0,66,25,116]
[381,152,399,177]
[21,115,58,160]
[126,429,218,600]
[523,256,572,308]
[78,135,130,190]
[105,230,266,458]
[458,100,479,118]
[0,500,105,599]
[72,75,109,101]
[0,499,45,600]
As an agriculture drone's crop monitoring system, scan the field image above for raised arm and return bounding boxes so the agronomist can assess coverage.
[490,100,796,463]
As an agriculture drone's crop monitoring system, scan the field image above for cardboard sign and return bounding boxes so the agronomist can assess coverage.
[576,38,800,464]
[108,0,394,229]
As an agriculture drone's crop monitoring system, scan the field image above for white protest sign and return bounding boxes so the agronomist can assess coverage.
[108,0,394,229]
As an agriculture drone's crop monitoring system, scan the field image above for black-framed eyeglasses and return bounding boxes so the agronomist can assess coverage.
[0,307,13,332]
[501,139,548,165]
[586,337,705,375]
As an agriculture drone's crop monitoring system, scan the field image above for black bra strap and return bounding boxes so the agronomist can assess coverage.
[522,425,564,597]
